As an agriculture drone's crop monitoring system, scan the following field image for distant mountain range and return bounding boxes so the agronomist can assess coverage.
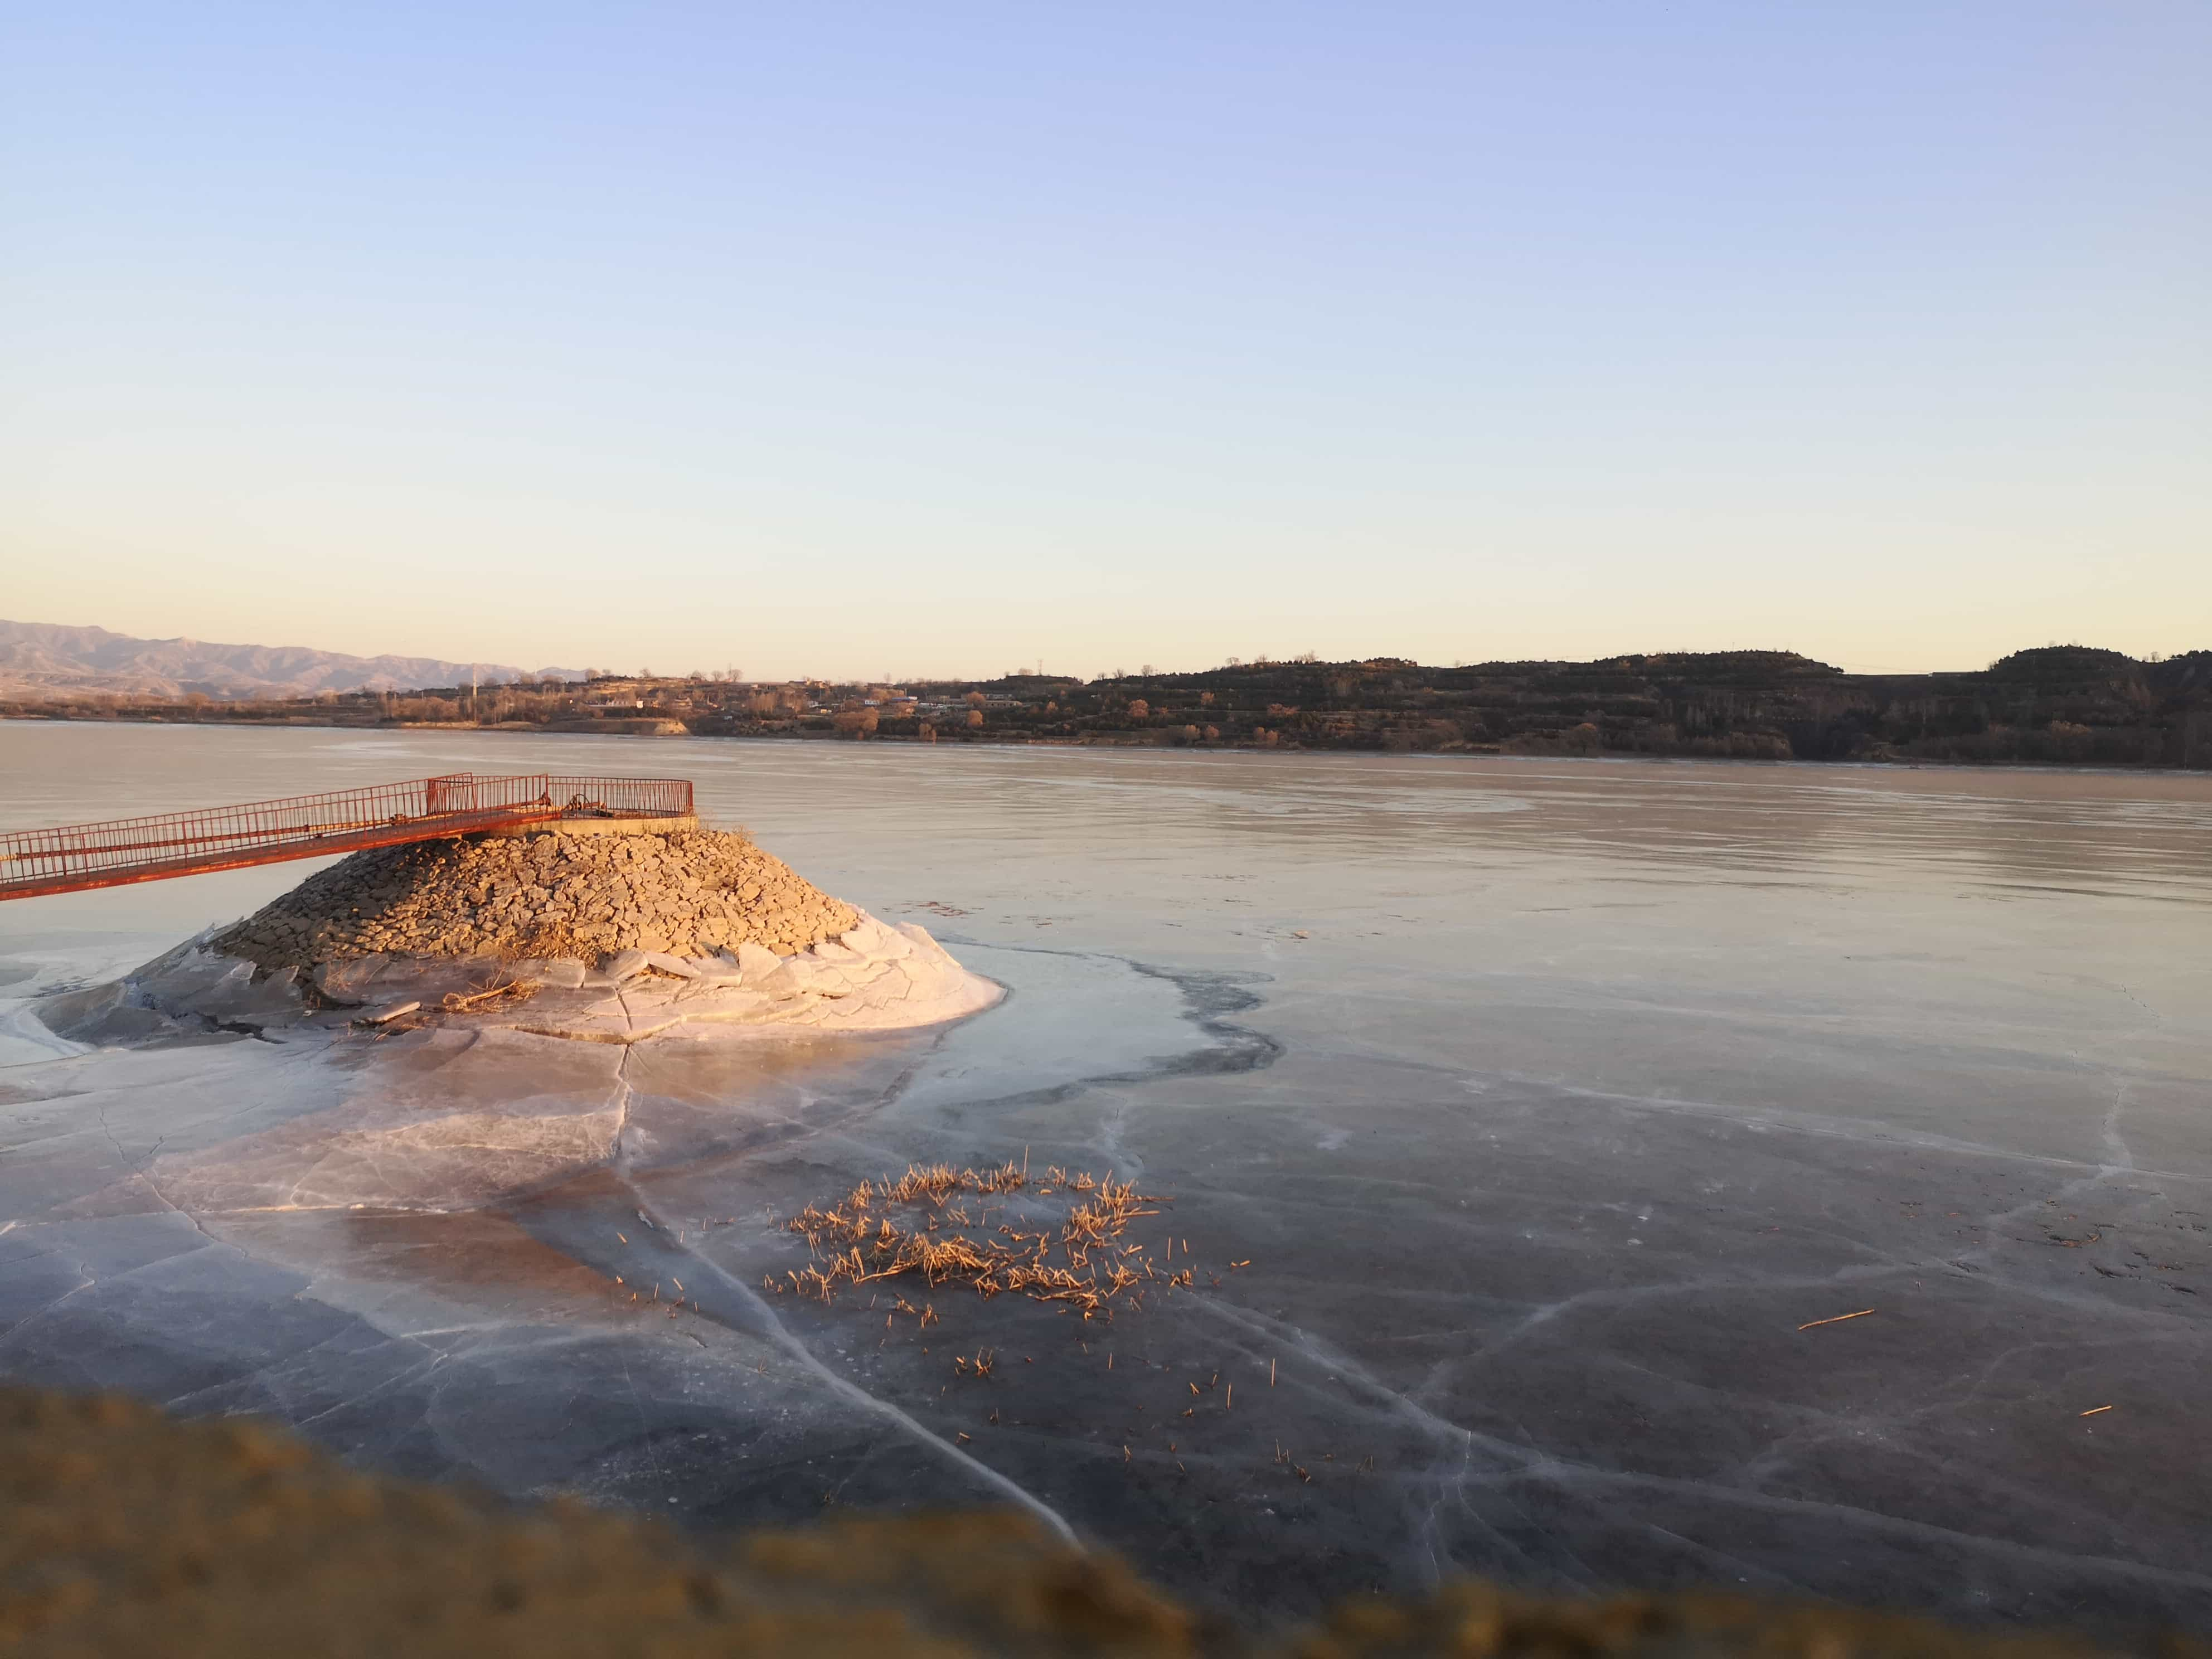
[0,619,583,699]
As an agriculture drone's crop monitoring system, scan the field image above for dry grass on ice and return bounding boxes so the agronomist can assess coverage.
[768,1163,1195,1319]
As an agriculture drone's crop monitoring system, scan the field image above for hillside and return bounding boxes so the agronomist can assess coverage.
[6,638,2209,768]
[688,647,2210,768]
[882,647,2208,767]
[0,619,582,700]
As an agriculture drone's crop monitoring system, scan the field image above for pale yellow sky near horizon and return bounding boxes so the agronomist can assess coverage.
[4,537,2204,682]
[6,5,2206,682]
[5,478,2203,681]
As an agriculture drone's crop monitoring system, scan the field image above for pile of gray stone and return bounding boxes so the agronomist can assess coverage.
[212,828,859,972]
[37,827,1003,1051]
[36,831,1004,1052]
[43,901,997,1049]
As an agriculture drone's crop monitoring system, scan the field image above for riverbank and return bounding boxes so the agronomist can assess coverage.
[7,642,2209,768]
[8,705,2212,773]
[5,1383,2170,1658]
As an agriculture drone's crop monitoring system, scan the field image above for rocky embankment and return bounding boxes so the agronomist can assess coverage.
[214,828,857,971]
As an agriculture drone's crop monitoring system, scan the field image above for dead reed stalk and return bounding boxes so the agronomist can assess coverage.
[441,976,541,1013]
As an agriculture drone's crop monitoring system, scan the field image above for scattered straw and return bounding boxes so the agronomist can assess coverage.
[770,1162,1182,1320]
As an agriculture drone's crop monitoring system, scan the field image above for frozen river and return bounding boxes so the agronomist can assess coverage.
[3,722,2209,1633]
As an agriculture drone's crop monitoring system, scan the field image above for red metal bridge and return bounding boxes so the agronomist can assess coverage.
[0,773,695,901]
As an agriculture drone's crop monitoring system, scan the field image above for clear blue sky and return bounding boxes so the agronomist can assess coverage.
[4,3,2205,678]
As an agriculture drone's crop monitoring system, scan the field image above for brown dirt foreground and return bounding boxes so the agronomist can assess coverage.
[1,1389,2192,1659]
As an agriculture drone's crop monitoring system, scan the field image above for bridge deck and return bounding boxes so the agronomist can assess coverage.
[0,773,695,900]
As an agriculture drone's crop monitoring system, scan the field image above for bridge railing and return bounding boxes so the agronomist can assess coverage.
[423,773,554,816]
[545,775,695,819]
[0,772,695,899]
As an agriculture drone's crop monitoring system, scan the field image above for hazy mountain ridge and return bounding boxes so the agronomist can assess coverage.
[0,620,583,699]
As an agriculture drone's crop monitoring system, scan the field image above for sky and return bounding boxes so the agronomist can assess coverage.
[3,3,2206,680]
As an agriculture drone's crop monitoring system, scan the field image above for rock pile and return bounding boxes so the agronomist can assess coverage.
[40,828,1002,1051]
[212,828,858,973]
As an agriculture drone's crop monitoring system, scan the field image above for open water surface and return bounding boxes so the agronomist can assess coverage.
[2,722,2209,1632]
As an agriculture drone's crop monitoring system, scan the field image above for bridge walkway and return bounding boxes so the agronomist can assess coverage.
[0,773,695,900]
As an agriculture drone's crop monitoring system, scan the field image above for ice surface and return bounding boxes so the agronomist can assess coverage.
[2,724,2210,1636]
